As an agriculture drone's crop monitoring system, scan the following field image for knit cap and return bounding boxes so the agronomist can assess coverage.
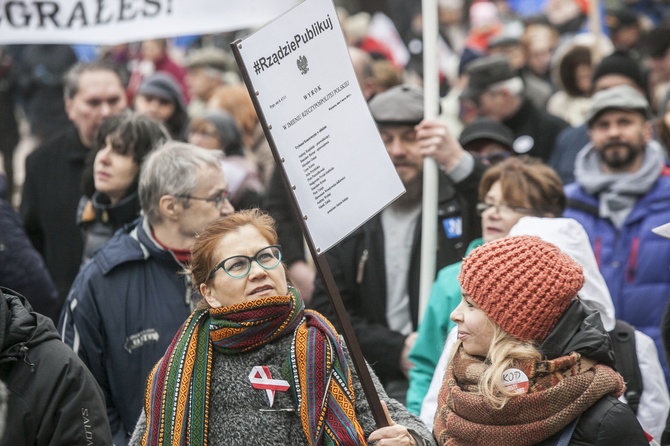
[458,235,584,342]
[592,52,647,94]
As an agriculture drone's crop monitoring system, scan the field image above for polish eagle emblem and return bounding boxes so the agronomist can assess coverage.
[297,55,309,75]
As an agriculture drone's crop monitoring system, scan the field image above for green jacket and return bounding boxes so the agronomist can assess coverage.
[406,238,483,415]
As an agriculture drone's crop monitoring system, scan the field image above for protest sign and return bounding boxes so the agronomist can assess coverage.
[233,0,404,255]
[0,0,298,44]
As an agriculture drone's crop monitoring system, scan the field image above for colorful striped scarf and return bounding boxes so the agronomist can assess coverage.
[140,288,365,445]
[288,309,366,445]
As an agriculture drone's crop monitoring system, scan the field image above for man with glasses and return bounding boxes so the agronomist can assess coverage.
[59,142,233,446]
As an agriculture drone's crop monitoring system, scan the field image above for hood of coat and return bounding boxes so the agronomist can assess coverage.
[539,299,615,367]
[0,288,60,365]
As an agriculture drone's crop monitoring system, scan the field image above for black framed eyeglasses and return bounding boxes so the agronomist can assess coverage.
[208,245,282,279]
[178,189,230,209]
[476,202,539,216]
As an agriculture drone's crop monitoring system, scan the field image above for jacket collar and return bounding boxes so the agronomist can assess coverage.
[540,299,615,367]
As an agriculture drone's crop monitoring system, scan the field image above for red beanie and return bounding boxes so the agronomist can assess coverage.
[458,235,585,342]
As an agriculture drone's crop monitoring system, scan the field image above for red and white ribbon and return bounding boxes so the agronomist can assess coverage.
[248,366,290,407]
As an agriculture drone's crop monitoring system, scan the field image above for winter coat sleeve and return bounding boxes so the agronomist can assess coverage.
[0,199,59,322]
[19,149,45,255]
[573,395,649,446]
[420,328,458,431]
[58,270,128,445]
[634,330,669,442]
[1,339,112,446]
[406,264,461,415]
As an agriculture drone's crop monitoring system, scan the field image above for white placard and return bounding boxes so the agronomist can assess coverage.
[235,0,405,254]
[0,0,299,45]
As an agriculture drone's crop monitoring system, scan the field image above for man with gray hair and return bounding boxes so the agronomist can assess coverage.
[461,54,568,162]
[59,142,233,446]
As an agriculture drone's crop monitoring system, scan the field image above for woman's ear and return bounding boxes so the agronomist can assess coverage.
[200,282,221,308]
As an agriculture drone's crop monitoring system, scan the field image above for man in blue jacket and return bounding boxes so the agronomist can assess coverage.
[564,85,670,386]
[59,142,233,446]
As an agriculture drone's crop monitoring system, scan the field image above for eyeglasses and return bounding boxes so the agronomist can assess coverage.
[188,129,219,139]
[209,245,283,279]
[476,202,539,216]
[472,151,512,166]
[178,190,230,210]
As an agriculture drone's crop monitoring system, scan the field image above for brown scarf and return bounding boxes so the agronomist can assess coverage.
[433,345,625,446]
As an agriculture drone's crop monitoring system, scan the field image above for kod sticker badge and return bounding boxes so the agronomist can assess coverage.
[502,368,529,395]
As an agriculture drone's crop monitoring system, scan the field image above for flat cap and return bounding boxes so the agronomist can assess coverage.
[586,84,651,126]
[185,47,230,71]
[368,84,424,126]
[461,55,515,100]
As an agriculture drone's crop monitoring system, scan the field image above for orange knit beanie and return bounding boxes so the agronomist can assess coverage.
[458,235,585,342]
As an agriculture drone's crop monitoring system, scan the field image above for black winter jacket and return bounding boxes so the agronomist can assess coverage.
[310,166,483,385]
[536,300,648,445]
[0,288,112,445]
[0,198,59,322]
[59,216,195,446]
[21,125,89,306]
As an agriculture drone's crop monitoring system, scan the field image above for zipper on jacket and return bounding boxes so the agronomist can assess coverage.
[626,236,639,283]
[356,249,369,284]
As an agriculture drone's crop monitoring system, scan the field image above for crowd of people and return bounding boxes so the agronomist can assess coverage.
[2,0,670,444]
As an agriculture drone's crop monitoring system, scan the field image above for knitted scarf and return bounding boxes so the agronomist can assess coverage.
[574,141,665,229]
[433,345,624,446]
[140,288,365,445]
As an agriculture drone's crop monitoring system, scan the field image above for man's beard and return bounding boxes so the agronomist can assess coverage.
[393,171,424,208]
[597,140,645,170]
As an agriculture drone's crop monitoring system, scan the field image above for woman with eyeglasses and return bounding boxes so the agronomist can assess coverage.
[129,209,436,446]
[406,156,565,415]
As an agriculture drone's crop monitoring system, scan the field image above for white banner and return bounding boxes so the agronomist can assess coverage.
[0,0,299,44]
[235,0,405,254]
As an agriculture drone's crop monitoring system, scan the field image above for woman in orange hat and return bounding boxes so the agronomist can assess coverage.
[433,235,648,445]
